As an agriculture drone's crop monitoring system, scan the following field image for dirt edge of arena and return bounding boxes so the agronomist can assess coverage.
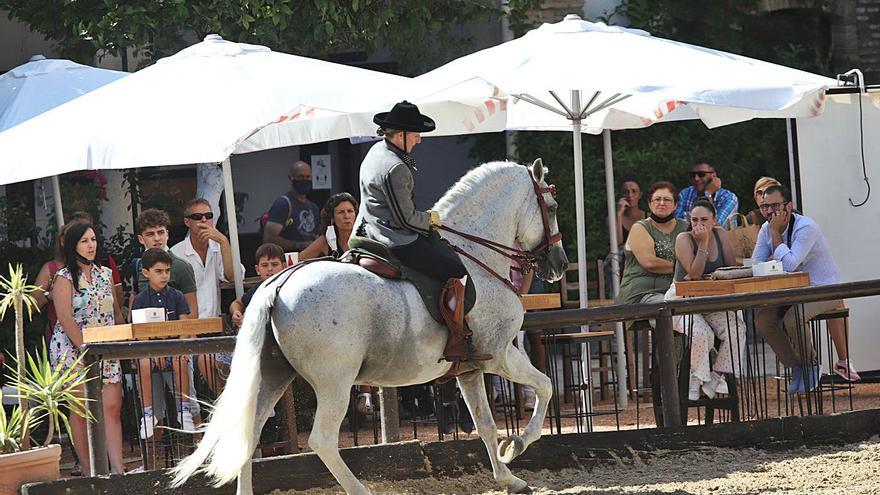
[23,407,880,495]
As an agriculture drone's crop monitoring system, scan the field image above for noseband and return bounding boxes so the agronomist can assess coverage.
[437,172,562,293]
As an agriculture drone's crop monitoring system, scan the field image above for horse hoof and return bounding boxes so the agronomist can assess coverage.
[498,436,525,464]
[507,478,532,494]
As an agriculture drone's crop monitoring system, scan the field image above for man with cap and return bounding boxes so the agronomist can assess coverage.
[355,101,491,363]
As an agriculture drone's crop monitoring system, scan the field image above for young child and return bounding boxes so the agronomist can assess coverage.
[131,248,193,439]
[229,243,286,327]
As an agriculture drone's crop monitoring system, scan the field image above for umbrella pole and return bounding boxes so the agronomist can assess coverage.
[51,175,64,229]
[221,158,245,299]
[603,130,628,408]
[570,90,593,432]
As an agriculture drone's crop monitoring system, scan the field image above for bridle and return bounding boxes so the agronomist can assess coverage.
[437,171,562,293]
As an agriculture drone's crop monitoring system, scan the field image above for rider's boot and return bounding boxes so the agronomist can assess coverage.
[439,277,492,362]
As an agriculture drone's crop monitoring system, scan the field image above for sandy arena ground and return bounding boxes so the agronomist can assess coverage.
[274,436,880,495]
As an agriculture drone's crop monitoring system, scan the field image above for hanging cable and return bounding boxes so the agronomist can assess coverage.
[838,69,871,207]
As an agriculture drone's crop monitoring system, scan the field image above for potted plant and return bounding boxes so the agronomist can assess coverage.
[0,264,94,494]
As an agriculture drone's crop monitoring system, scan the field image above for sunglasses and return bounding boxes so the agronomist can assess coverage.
[185,212,214,221]
[691,171,713,178]
[759,202,787,212]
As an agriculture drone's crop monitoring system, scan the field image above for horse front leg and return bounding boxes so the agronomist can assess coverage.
[456,371,530,494]
[494,343,552,464]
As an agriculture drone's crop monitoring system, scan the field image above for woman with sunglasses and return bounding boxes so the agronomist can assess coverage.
[673,200,747,400]
[619,182,688,307]
[746,176,781,226]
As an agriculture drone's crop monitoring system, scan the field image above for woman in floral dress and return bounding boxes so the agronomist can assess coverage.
[51,222,125,474]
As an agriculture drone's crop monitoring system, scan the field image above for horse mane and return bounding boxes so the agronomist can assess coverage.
[434,160,527,212]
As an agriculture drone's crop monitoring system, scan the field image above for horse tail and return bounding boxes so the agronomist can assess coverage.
[170,284,275,488]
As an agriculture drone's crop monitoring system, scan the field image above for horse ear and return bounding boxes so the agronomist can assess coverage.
[531,158,544,182]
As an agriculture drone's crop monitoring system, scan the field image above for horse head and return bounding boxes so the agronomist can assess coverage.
[517,158,568,282]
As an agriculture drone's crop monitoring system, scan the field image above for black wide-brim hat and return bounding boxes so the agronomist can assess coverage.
[373,100,436,133]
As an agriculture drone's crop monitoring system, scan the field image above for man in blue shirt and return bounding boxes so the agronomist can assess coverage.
[675,157,739,225]
[752,185,843,393]
[263,160,321,251]
[131,248,193,439]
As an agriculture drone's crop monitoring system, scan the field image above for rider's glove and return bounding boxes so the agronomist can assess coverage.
[428,210,442,227]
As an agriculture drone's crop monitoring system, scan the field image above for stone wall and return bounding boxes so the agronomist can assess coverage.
[527,0,585,26]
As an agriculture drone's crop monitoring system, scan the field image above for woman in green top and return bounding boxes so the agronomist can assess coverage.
[619,181,688,306]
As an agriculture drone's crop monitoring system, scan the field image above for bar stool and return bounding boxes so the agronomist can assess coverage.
[542,329,621,433]
[809,306,855,414]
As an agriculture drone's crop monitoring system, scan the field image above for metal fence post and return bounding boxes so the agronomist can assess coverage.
[655,308,682,427]
[83,352,109,475]
[379,387,400,443]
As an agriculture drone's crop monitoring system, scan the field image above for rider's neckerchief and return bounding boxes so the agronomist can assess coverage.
[385,139,417,171]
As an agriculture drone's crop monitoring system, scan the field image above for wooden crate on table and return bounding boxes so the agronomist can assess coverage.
[82,317,224,343]
[675,272,810,297]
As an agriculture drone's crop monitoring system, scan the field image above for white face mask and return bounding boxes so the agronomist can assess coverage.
[325,225,338,251]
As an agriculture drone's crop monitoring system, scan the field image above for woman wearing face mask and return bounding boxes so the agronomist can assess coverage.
[618,182,688,307]
[673,200,747,400]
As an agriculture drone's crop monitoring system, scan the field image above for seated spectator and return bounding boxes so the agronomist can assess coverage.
[745,176,781,226]
[674,157,739,226]
[50,222,124,474]
[229,243,286,328]
[752,185,848,392]
[131,248,194,439]
[615,177,647,245]
[263,160,321,251]
[619,181,688,307]
[673,200,746,400]
[298,192,358,260]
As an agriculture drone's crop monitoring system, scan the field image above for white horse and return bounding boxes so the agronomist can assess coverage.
[171,159,568,495]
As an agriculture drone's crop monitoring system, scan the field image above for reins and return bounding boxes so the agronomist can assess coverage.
[437,172,562,294]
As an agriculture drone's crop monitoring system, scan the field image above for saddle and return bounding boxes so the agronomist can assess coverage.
[344,236,477,324]
[345,236,490,379]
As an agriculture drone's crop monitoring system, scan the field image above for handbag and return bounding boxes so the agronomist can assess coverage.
[724,213,760,265]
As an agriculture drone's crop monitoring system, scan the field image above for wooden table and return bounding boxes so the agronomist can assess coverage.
[83,317,224,343]
[675,272,810,297]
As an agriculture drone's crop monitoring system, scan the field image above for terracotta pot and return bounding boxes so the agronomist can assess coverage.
[0,444,61,495]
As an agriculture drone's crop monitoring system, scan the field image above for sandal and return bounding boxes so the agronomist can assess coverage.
[356,393,373,414]
[69,464,83,477]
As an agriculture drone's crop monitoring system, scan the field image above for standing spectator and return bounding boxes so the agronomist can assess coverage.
[171,198,245,392]
[619,182,689,307]
[50,222,125,474]
[263,160,321,251]
[752,185,857,391]
[674,157,739,225]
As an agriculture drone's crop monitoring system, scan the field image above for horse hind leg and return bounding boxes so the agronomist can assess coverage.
[308,376,370,495]
[457,371,531,494]
[237,333,296,495]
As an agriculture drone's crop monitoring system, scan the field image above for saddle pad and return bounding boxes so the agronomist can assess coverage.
[346,236,476,323]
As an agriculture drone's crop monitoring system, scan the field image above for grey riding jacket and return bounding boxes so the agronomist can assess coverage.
[355,140,431,248]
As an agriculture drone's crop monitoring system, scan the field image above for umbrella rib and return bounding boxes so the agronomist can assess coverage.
[583,94,631,118]
[513,93,569,117]
[581,91,601,116]
[548,91,577,118]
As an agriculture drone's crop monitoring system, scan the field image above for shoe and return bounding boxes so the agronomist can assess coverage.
[139,413,157,439]
[802,365,821,392]
[834,360,861,382]
[715,378,729,395]
[178,410,195,432]
[688,376,701,401]
[701,372,725,399]
[787,367,804,394]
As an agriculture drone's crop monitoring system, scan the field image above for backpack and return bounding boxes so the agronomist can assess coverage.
[258,195,293,236]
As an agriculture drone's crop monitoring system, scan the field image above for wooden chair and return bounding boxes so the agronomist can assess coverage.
[557,261,617,401]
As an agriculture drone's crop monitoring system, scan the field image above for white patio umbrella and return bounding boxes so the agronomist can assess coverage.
[418,13,836,415]
[0,35,504,297]
[0,55,127,228]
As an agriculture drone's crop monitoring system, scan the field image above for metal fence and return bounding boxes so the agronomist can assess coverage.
[80,279,880,475]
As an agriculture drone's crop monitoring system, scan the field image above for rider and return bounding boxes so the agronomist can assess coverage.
[355,101,491,363]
